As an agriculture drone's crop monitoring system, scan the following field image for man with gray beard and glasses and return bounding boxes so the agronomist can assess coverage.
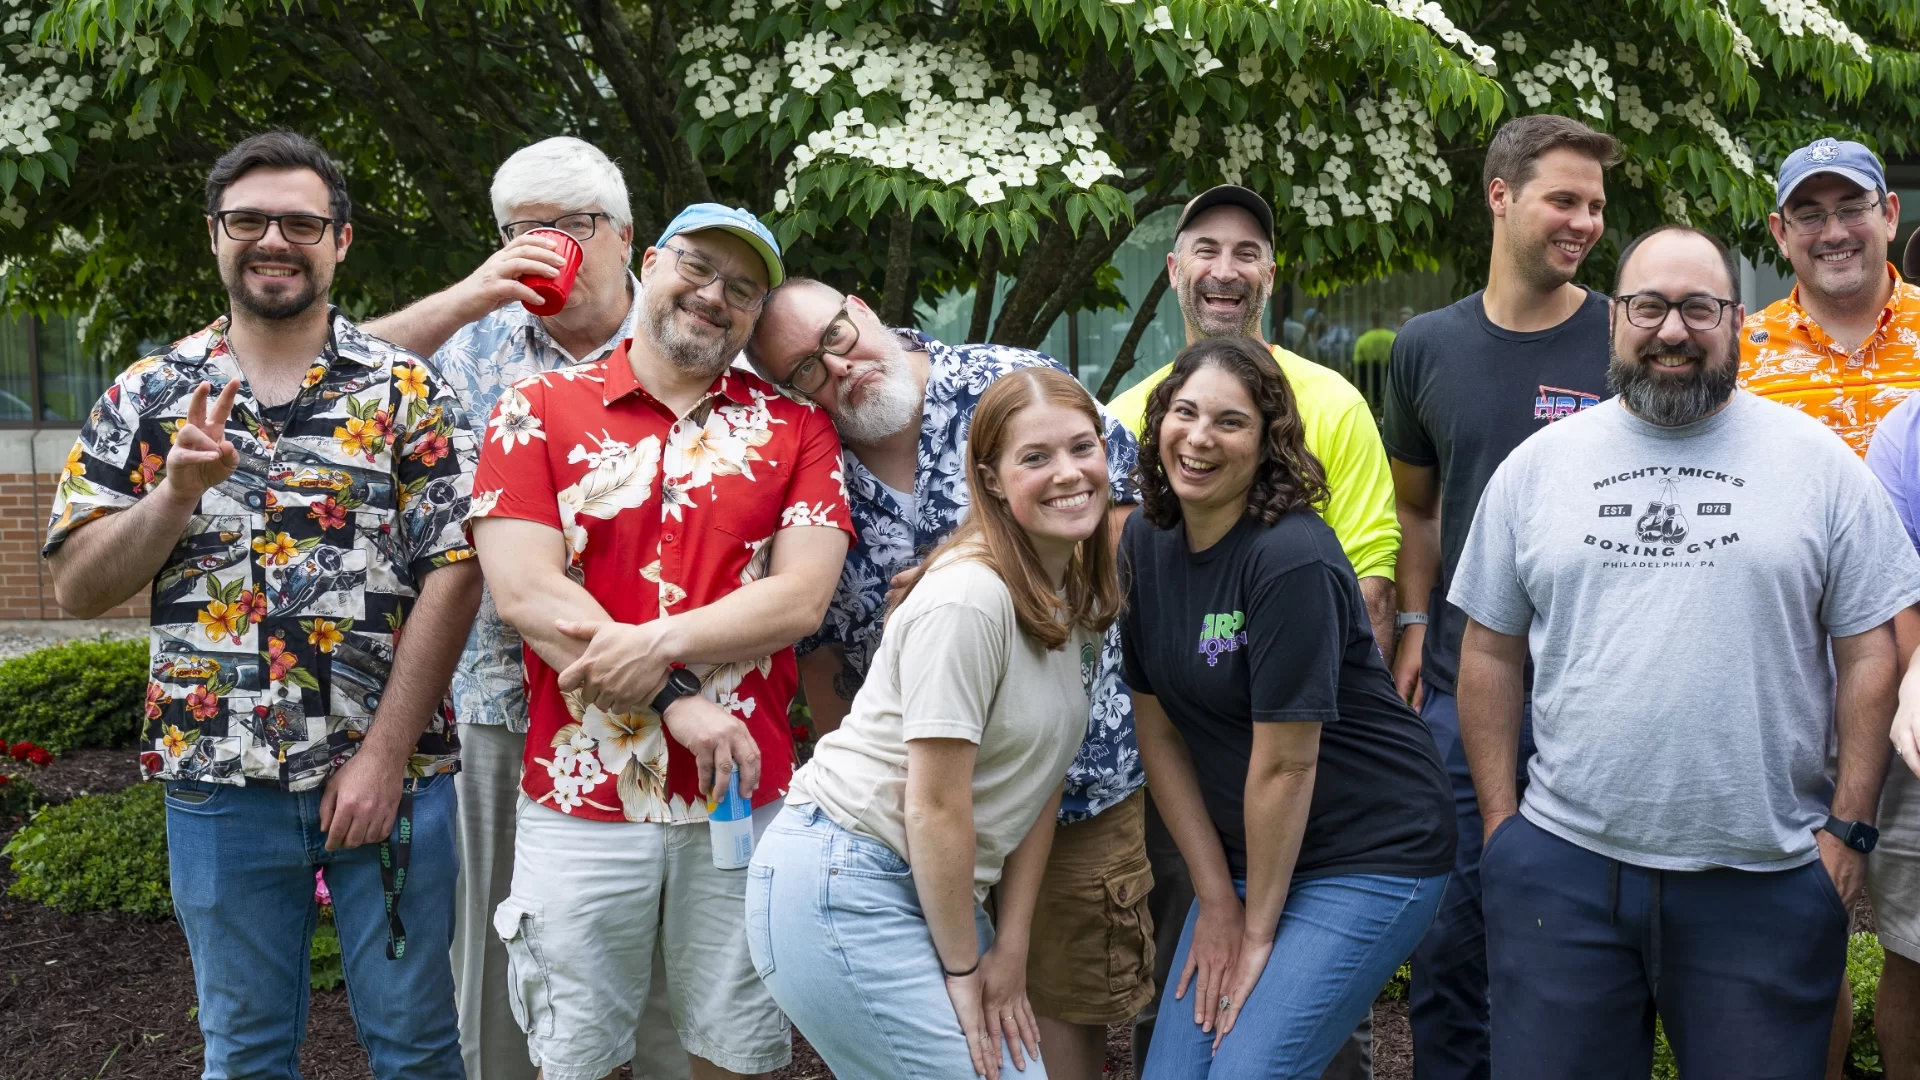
[745,285,1145,1080]
[1450,223,1920,1080]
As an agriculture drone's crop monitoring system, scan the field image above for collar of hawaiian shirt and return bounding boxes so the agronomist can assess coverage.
[598,340,757,411]
[518,271,644,365]
[832,328,939,514]
[1781,262,1914,348]
[202,307,375,380]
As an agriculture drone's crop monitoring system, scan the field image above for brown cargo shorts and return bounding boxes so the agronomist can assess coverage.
[1025,788,1157,1025]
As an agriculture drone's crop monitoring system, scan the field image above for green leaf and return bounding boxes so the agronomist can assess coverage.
[1180,81,1207,115]
[719,122,751,163]
[0,158,16,197]
[18,156,44,193]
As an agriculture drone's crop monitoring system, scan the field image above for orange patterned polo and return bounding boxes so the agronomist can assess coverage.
[1738,263,1920,457]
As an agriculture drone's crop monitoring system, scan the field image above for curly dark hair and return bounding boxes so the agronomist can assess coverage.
[1135,336,1328,529]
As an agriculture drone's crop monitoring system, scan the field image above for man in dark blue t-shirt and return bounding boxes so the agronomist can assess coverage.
[1381,113,1618,1080]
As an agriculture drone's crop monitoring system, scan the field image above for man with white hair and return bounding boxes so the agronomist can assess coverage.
[364,136,684,1080]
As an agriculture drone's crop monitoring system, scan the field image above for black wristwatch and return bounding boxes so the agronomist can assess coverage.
[649,666,702,716]
[1823,815,1879,854]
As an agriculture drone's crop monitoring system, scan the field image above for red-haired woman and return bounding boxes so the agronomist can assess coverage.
[748,368,1122,1080]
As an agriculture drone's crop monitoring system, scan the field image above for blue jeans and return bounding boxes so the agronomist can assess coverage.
[1482,815,1847,1080]
[1407,688,1534,1080]
[745,803,1047,1080]
[165,772,464,1080]
[1143,873,1447,1080]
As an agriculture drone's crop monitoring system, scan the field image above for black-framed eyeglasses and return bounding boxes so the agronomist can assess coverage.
[661,243,769,313]
[1783,195,1885,235]
[1618,293,1737,331]
[777,307,859,399]
[214,210,339,245]
[500,212,610,243]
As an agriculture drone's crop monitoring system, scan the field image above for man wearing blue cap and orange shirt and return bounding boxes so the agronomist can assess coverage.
[1742,137,1920,1080]
[465,196,853,1080]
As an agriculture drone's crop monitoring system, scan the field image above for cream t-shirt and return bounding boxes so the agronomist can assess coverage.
[789,548,1097,902]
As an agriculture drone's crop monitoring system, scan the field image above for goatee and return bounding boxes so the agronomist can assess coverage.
[226,248,322,321]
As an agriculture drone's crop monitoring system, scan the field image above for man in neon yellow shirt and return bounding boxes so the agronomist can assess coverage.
[1117,185,1399,1080]
[1108,186,1399,648]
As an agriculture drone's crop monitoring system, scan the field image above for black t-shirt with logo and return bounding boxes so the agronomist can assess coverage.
[1120,510,1455,882]
[1382,288,1612,696]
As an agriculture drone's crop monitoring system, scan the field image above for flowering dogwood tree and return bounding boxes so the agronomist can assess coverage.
[0,0,1913,365]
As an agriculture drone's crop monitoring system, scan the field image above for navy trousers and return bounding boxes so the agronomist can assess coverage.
[1481,815,1848,1080]
[1407,689,1533,1080]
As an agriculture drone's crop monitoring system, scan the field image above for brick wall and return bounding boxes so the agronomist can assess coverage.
[0,431,149,621]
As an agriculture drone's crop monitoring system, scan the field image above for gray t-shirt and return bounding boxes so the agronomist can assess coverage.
[1451,392,1920,871]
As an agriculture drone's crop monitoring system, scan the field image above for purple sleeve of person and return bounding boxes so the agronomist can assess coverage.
[1866,394,1920,554]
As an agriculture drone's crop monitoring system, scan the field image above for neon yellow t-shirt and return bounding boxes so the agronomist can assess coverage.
[1106,344,1400,579]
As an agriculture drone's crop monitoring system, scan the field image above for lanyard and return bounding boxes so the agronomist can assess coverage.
[379,789,413,960]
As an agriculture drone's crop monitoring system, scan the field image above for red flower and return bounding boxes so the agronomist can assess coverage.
[372,409,396,442]
[789,722,812,745]
[308,497,348,530]
[237,588,268,624]
[8,741,27,760]
[186,685,220,721]
[146,681,166,721]
[415,432,451,467]
[139,751,165,776]
[265,635,298,682]
[26,747,51,767]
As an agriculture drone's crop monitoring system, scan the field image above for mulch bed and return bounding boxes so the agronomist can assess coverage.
[2,748,1413,1080]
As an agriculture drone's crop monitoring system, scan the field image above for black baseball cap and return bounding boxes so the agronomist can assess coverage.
[1174,184,1274,250]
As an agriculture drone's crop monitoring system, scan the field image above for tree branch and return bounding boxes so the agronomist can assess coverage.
[879,208,914,325]
[1098,272,1170,401]
[566,0,712,228]
[323,14,489,211]
[968,230,1001,343]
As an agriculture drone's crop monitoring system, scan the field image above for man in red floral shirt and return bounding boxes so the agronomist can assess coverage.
[469,203,852,1080]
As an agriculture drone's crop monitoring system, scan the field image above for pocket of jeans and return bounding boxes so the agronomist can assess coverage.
[747,863,778,980]
[832,830,912,879]
[163,781,220,809]
[492,897,555,1038]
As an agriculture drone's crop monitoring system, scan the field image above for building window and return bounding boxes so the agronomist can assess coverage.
[0,314,118,427]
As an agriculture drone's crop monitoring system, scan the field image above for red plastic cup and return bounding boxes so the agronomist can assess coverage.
[521,227,583,317]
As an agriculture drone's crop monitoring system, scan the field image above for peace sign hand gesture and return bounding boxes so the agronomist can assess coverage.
[163,381,241,502]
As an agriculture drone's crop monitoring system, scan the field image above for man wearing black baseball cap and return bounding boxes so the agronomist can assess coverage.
[1111,183,1400,1080]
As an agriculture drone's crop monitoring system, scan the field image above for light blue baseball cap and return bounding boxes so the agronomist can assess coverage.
[1775,137,1886,208]
[656,203,785,287]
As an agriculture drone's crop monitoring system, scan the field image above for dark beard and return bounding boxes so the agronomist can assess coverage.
[1606,338,1738,427]
[225,248,323,321]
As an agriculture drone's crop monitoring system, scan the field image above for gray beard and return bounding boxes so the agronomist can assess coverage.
[832,361,919,444]
[645,296,735,379]
[1607,348,1738,427]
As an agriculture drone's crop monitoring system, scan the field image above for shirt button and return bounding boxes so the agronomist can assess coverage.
[664,532,675,543]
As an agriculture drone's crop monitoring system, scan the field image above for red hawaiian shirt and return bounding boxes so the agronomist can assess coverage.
[469,349,851,824]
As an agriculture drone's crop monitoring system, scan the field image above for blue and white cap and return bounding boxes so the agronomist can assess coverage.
[1775,137,1886,208]
[656,203,785,287]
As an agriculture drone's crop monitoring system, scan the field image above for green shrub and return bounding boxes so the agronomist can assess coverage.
[0,637,148,754]
[310,916,343,991]
[3,782,170,918]
[1652,932,1883,1078]
[1380,962,1411,1002]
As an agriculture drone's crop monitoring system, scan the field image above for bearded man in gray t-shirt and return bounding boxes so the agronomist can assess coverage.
[1451,224,1920,1080]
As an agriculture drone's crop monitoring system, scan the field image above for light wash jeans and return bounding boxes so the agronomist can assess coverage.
[1142,872,1447,1080]
[745,802,1048,1080]
[164,771,464,1080]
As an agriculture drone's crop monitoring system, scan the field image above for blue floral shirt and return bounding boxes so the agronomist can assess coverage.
[799,330,1143,821]
[431,275,642,731]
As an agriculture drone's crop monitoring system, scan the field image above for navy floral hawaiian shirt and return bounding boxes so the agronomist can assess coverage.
[799,330,1142,821]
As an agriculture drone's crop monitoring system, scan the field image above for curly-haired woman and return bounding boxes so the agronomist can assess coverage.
[1122,336,1455,1079]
